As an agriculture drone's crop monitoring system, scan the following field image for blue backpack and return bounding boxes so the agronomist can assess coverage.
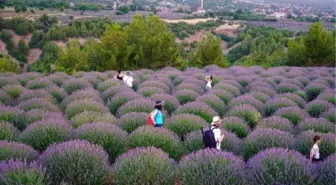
[201,127,216,149]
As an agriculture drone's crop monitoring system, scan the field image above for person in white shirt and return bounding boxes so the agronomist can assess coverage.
[205,75,213,91]
[310,135,322,162]
[210,116,225,150]
[122,71,133,88]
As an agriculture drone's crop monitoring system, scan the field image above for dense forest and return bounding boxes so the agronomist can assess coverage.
[0,14,335,74]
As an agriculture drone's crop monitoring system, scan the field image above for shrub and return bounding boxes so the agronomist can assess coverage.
[128,126,183,159]
[2,84,25,99]
[65,99,109,119]
[197,94,226,116]
[0,121,18,140]
[47,73,70,87]
[265,97,297,116]
[227,104,261,128]
[221,117,249,138]
[0,140,38,161]
[138,81,170,93]
[138,86,165,97]
[243,128,295,159]
[118,112,148,133]
[278,93,307,108]
[61,78,93,95]
[314,155,335,185]
[236,76,251,87]
[26,78,54,90]
[230,95,264,114]
[257,116,294,133]
[17,98,60,112]
[213,83,241,96]
[297,118,334,134]
[107,91,143,115]
[305,100,334,118]
[71,111,117,128]
[60,88,102,110]
[175,89,200,104]
[24,109,63,127]
[183,130,242,154]
[323,108,335,123]
[0,76,20,88]
[117,99,155,117]
[294,76,310,87]
[246,148,314,185]
[249,86,276,97]
[0,90,12,105]
[247,91,270,103]
[101,86,132,102]
[150,93,180,115]
[177,83,205,95]
[274,107,308,125]
[247,81,274,91]
[46,87,68,104]
[166,114,207,139]
[73,122,128,161]
[113,147,175,185]
[316,91,335,105]
[0,106,24,129]
[304,83,329,101]
[175,101,217,123]
[179,149,245,185]
[221,80,245,92]
[18,118,71,151]
[276,83,301,94]
[96,79,123,93]
[0,159,47,185]
[209,89,234,104]
[295,131,335,159]
[18,89,56,104]
[38,140,109,185]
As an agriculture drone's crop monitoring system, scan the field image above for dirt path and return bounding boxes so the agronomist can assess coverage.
[224,41,243,55]
[27,49,42,64]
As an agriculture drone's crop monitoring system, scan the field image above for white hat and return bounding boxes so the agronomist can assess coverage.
[211,116,222,124]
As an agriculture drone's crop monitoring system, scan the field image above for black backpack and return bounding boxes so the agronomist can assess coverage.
[201,127,217,149]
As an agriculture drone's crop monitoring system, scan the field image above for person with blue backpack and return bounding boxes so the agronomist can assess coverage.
[202,116,225,150]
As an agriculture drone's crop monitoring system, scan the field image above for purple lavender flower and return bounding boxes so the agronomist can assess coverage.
[65,99,109,119]
[305,100,334,118]
[0,140,38,161]
[166,114,207,138]
[101,85,133,102]
[0,121,19,140]
[227,104,261,127]
[26,78,55,90]
[314,154,335,185]
[61,78,93,95]
[117,98,155,116]
[265,97,297,116]
[230,94,265,113]
[274,107,309,125]
[17,98,61,112]
[138,81,170,93]
[175,101,217,122]
[174,89,200,104]
[0,106,25,130]
[257,116,294,133]
[60,88,102,110]
[107,91,143,114]
[96,79,123,93]
[297,117,334,134]
[177,83,205,95]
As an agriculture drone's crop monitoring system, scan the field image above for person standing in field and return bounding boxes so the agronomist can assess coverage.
[202,116,225,150]
[205,75,213,91]
[310,135,322,162]
[114,70,124,81]
[114,70,133,88]
[150,101,164,128]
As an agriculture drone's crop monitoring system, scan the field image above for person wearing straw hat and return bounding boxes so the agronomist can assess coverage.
[210,116,225,150]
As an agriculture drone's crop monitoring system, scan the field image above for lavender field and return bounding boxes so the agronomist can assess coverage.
[0,66,335,185]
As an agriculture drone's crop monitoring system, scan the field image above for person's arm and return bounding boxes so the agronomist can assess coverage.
[310,147,316,161]
[151,110,158,125]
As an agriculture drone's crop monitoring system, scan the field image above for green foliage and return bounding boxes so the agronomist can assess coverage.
[31,42,61,73]
[190,33,229,68]
[0,17,35,35]
[118,6,130,14]
[72,3,103,11]
[0,55,19,73]
[18,40,28,56]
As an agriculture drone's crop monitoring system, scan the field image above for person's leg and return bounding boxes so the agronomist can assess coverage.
[154,124,163,128]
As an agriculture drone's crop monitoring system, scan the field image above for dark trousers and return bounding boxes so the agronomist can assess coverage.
[154,124,163,128]
[312,158,321,163]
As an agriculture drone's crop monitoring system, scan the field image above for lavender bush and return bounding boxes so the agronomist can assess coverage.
[46,87,68,104]
[18,89,56,104]
[26,78,54,90]
[179,149,245,185]
[257,116,294,133]
[17,98,60,112]
[314,155,335,185]
[73,122,128,161]
[174,89,200,104]
[265,97,297,116]
[150,93,180,115]
[118,112,149,133]
[138,81,170,93]
[213,83,241,96]
[243,128,295,159]
[0,106,24,130]
[274,107,308,125]
[138,86,165,97]
[0,90,12,105]
[61,78,93,95]
[247,91,270,103]
[197,94,226,116]
[221,117,249,138]
[209,89,234,104]
[38,140,109,185]
[295,131,335,159]
[305,100,334,118]
[65,99,109,119]
[2,84,25,99]
[96,79,123,93]
[0,140,38,161]
[101,85,132,102]
[177,83,205,95]
[247,148,314,185]
[0,159,47,185]
[113,147,175,185]
[316,90,335,105]
[174,101,217,123]
[229,95,264,114]
[297,118,334,134]
[322,108,335,123]
[24,109,63,127]
[60,88,102,110]
[304,83,329,101]
[0,121,18,140]
[0,76,20,87]
[128,126,183,159]
[107,91,143,114]
[166,114,207,139]
[71,111,116,128]
[117,98,155,117]
[18,118,71,151]
[227,104,261,128]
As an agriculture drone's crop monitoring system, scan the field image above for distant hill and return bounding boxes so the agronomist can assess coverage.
[263,0,335,5]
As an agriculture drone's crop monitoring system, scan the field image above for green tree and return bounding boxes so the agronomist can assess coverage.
[18,39,28,55]
[304,22,335,66]
[190,33,229,68]
[130,4,136,11]
[56,39,88,74]
[118,6,129,14]
[31,42,61,73]
[84,38,111,71]
[0,55,19,73]
[29,31,43,48]
[287,38,307,66]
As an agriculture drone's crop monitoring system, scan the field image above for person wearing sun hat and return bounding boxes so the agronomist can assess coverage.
[210,116,225,150]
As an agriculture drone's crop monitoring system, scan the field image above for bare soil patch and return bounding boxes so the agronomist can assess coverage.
[0,40,8,54]
[27,48,42,64]
[162,18,216,25]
